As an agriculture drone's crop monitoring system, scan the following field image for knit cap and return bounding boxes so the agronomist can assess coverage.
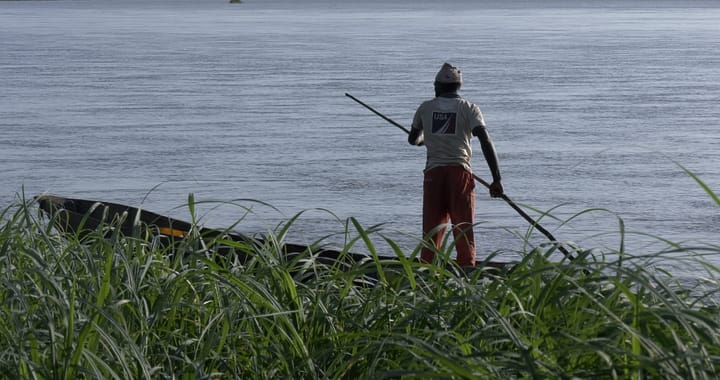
[434,63,462,84]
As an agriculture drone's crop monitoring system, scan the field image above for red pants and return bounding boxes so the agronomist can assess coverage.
[421,166,476,267]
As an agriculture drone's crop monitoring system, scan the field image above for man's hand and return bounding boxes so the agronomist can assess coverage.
[408,127,424,146]
[489,181,504,198]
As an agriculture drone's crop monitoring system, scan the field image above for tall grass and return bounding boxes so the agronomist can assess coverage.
[1,190,719,379]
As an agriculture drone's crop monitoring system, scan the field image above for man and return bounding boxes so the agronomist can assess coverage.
[408,63,503,267]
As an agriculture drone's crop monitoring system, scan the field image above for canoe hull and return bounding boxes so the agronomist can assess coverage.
[35,194,380,265]
[35,194,514,272]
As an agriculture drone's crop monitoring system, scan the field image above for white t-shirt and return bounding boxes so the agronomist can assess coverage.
[411,95,486,172]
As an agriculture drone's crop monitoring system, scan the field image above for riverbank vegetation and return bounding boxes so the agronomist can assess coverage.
[1,187,719,379]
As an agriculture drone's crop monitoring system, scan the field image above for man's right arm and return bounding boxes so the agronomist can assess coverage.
[473,125,503,197]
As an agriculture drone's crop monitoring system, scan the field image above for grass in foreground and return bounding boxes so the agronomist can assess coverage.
[1,195,719,379]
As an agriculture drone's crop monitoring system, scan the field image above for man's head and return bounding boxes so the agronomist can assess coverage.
[434,62,462,96]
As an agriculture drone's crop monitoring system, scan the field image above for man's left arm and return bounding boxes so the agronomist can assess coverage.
[408,127,424,146]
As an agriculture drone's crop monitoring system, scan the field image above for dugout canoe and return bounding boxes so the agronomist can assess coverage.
[34,194,368,264]
[35,194,513,272]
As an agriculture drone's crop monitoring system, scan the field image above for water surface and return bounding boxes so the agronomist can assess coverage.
[1,0,718,266]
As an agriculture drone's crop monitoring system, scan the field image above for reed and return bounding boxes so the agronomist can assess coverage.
[1,190,719,379]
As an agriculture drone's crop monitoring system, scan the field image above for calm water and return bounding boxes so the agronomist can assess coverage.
[1,0,719,265]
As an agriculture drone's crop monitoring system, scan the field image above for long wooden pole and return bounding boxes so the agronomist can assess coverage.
[345,92,574,261]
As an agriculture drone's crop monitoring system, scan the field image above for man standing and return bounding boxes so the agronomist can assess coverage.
[408,63,503,267]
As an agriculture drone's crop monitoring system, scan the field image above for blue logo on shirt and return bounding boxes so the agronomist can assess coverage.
[432,112,457,134]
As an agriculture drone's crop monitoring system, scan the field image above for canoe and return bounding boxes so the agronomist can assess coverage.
[34,194,371,264]
[35,194,513,272]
